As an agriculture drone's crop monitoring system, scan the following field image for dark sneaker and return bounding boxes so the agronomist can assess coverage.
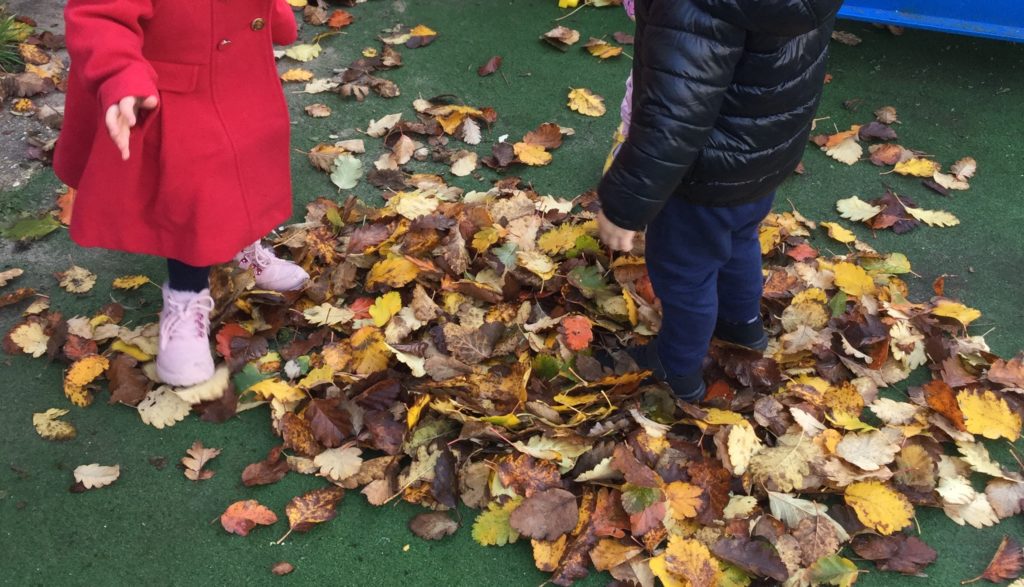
[713,319,768,352]
[626,342,706,403]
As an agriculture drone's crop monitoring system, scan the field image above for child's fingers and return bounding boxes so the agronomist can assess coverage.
[118,97,138,128]
[140,95,159,110]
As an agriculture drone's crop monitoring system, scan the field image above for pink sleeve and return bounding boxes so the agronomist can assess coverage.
[624,0,636,19]
[64,0,158,109]
[271,0,299,45]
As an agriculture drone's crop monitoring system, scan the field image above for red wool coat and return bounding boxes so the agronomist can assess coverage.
[54,0,298,266]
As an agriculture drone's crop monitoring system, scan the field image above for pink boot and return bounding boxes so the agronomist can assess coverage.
[234,241,309,291]
[156,285,216,387]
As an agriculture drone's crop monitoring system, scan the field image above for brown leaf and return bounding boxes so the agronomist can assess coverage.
[408,512,459,540]
[221,500,278,536]
[964,536,1023,584]
[987,356,1024,388]
[524,122,563,149]
[923,380,967,431]
[497,454,564,498]
[858,121,898,141]
[282,486,345,539]
[306,398,354,448]
[442,322,505,364]
[106,354,150,406]
[242,446,290,487]
[550,488,599,586]
[687,460,731,525]
[612,31,634,45]
[591,488,630,539]
[281,412,323,457]
[477,56,503,77]
[712,537,789,582]
[194,384,239,423]
[612,443,660,488]
[509,488,579,541]
[852,533,937,575]
[181,440,221,481]
[271,562,294,576]
[793,516,842,565]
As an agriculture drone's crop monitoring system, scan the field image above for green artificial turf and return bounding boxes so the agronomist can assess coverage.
[1,1,1023,585]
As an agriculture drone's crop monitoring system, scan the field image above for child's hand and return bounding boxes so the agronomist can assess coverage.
[597,210,637,252]
[105,95,159,160]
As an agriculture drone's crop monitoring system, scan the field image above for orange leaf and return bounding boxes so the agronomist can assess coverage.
[327,9,353,29]
[560,315,593,352]
[220,500,278,536]
[215,323,250,359]
[56,187,76,226]
[922,380,966,431]
[279,486,345,542]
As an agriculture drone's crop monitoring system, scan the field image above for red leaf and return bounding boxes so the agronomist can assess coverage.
[560,315,593,352]
[477,55,502,77]
[215,323,250,359]
[965,536,1024,584]
[327,9,353,29]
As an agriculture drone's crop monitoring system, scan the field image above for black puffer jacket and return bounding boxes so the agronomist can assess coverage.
[598,0,843,231]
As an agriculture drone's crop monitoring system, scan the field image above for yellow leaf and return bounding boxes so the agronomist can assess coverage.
[758,225,781,255]
[10,322,48,357]
[584,38,623,59]
[531,536,568,572]
[833,262,875,296]
[285,0,307,6]
[665,482,703,520]
[513,142,553,166]
[64,355,109,407]
[369,291,402,327]
[409,24,437,37]
[281,68,315,82]
[957,390,1021,441]
[472,226,505,254]
[407,393,431,429]
[793,288,828,305]
[112,275,150,290]
[516,251,557,281]
[350,326,391,375]
[137,386,191,429]
[109,339,153,362]
[567,88,606,117]
[59,265,97,293]
[701,408,747,426]
[537,223,592,255]
[284,43,322,62]
[33,408,77,441]
[623,289,638,327]
[558,0,581,7]
[893,157,939,177]
[905,206,960,227]
[472,498,522,546]
[174,365,230,405]
[932,301,981,326]
[821,222,857,244]
[366,256,419,290]
[836,196,881,222]
[650,554,688,587]
[844,481,913,535]
[825,136,862,165]
[298,365,334,390]
[727,423,763,475]
[664,536,721,586]
[248,379,306,402]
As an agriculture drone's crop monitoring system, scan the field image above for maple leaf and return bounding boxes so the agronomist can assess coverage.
[963,536,1023,584]
[567,88,605,117]
[278,486,345,543]
[181,440,221,481]
[473,498,522,546]
[73,463,120,490]
[220,500,278,536]
[844,480,914,535]
[33,408,76,441]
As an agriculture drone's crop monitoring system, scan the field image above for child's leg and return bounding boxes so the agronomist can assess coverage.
[644,197,736,378]
[715,195,775,347]
[166,258,211,292]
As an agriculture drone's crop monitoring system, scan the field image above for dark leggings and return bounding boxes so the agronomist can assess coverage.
[167,259,211,293]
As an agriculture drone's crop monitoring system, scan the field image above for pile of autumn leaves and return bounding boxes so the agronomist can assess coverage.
[6,168,1024,584]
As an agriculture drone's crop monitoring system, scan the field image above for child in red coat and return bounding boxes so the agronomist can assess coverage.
[55,0,309,386]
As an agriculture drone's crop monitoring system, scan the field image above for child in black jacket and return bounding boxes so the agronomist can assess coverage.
[597,0,843,401]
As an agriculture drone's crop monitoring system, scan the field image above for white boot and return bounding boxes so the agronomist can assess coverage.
[235,241,309,292]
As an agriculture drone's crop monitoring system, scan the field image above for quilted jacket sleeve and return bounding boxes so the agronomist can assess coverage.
[64,0,158,109]
[598,0,746,231]
[271,0,299,46]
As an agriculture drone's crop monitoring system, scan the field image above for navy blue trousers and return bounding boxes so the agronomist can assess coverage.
[644,193,774,376]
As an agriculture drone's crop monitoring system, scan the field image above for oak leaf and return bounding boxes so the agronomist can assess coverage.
[181,440,221,481]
